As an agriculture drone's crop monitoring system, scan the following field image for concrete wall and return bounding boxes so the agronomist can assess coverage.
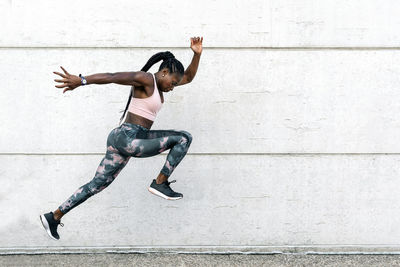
[1,0,400,253]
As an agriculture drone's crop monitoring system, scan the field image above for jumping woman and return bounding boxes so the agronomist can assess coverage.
[40,37,203,240]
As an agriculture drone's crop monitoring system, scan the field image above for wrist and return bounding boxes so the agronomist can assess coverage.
[79,74,88,86]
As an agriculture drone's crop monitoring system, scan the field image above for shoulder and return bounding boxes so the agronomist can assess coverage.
[133,71,153,87]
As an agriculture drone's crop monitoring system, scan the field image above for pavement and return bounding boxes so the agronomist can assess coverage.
[2,254,400,267]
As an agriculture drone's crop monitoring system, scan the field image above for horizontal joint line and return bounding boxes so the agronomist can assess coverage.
[1,152,400,156]
[0,46,400,50]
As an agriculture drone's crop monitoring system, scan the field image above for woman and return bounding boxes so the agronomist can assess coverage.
[40,37,203,240]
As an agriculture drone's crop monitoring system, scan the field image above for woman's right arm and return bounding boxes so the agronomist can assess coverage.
[54,66,152,94]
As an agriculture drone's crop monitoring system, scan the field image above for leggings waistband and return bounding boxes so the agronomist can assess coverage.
[121,122,149,131]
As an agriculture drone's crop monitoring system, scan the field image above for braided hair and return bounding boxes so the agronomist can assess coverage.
[120,51,185,123]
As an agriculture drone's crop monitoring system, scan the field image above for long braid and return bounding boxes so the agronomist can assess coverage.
[119,51,184,124]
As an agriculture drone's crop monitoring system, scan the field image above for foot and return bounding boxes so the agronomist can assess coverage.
[148,179,183,200]
[40,211,64,240]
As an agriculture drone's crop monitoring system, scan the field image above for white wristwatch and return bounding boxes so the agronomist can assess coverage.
[79,74,87,85]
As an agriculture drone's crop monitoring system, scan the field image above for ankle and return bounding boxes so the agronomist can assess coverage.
[156,179,165,184]
[53,210,63,221]
[155,173,169,185]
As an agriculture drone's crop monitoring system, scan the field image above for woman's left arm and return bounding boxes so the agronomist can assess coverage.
[178,37,203,86]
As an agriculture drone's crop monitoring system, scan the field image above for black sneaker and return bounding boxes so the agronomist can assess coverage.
[148,179,183,200]
[40,211,64,240]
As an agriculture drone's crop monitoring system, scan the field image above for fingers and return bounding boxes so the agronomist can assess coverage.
[55,83,74,94]
[60,66,70,75]
[190,36,203,44]
[55,83,68,89]
[53,71,67,78]
[54,66,74,93]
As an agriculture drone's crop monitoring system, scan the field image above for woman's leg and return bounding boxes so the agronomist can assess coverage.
[53,128,193,220]
[122,129,193,181]
[54,146,130,220]
[121,129,193,200]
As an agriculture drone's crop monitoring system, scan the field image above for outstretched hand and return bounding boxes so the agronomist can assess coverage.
[190,37,203,55]
[54,66,81,93]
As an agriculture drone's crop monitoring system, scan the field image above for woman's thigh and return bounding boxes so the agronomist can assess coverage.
[124,130,188,158]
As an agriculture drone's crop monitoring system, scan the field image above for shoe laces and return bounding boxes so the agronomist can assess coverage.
[53,215,64,227]
[165,179,176,186]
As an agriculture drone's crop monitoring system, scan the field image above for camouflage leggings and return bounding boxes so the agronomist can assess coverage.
[58,123,193,214]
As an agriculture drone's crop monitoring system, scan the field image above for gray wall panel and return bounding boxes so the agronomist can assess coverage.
[1,49,400,153]
[1,154,399,247]
[1,1,400,47]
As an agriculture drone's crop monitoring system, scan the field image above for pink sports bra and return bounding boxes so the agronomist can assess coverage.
[128,73,163,121]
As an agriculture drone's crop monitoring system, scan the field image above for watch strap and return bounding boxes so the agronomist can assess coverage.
[79,74,87,85]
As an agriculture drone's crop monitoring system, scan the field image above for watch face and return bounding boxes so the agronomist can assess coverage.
[82,79,87,85]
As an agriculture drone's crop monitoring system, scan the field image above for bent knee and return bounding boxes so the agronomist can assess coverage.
[180,131,193,145]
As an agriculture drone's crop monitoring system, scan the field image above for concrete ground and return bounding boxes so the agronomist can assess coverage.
[1,254,400,267]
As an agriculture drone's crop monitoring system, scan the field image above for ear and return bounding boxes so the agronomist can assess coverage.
[161,68,169,76]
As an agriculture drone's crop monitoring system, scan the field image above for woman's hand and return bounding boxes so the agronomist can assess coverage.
[190,36,203,55]
[54,66,81,93]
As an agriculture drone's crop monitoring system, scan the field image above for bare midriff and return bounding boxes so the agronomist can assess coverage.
[124,111,154,129]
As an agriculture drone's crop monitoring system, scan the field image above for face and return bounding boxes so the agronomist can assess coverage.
[158,69,183,92]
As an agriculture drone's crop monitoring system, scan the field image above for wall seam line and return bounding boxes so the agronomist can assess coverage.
[1,152,400,156]
[0,46,400,50]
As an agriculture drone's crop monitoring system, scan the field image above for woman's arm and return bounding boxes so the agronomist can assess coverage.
[178,37,203,86]
[54,67,152,94]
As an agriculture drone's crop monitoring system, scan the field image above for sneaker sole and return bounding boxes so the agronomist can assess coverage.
[39,214,59,241]
[148,187,183,200]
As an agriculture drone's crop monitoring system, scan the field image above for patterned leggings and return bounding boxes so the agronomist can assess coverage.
[58,123,193,214]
